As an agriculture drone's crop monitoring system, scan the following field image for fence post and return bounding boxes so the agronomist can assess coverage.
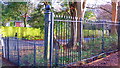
[16,37,20,66]
[118,22,120,51]
[34,41,36,66]
[102,21,105,53]
[79,18,83,61]
[7,37,9,60]
[4,37,7,58]
[1,36,5,58]
[44,5,54,66]
[44,5,50,66]
[49,12,54,67]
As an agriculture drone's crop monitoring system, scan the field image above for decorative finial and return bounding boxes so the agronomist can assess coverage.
[45,5,50,10]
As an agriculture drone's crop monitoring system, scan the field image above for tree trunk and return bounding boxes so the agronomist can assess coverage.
[111,2,118,35]
[76,2,84,42]
[112,2,118,22]
[66,1,86,49]
[23,12,27,27]
[118,2,120,22]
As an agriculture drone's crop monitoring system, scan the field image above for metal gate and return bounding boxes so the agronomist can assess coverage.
[44,5,118,66]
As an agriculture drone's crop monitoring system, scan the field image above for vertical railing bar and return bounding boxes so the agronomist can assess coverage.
[62,15,64,65]
[58,18,61,65]
[2,37,5,58]
[7,37,9,60]
[34,41,36,66]
[5,37,7,59]
[71,16,73,63]
[118,22,120,52]
[70,16,72,63]
[65,15,68,64]
[27,40,29,65]
[6,37,7,59]
[102,22,104,52]
[93,23,95,56]
[68,17,70,63]
[87,23,89,58]
[55,21,59,66]
[66,16,68,64]
[49,12,54,66]
[17,38,20,66]
[1,36,4,58]
[60,16,63,65]
[14,38,15,63]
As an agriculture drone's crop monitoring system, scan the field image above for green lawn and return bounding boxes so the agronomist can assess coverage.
[0,26,44,39]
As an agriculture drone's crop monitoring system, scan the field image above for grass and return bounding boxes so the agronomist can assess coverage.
[6,34,118,66]
[0,26,44,39]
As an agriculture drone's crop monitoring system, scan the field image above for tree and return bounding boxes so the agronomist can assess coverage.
[2,2,31,27]
[112,2,118,22]
[68,1,87,49]
[111,1,118,35]
[118,2,120,22]
[1,2,13,26]
[28,3,44,29]
[48,0,88,49]
[84,10,96,19]
[0,1,2,26]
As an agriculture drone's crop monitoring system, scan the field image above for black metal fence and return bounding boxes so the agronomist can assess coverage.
[2,37,44,66]
[52,16,119,66]
[1,5,119,67]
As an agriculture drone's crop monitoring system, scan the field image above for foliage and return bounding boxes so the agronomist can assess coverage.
[82,35,118,59]
[28,3,44,29]
[1,2,31,26]
[84,10,96,19]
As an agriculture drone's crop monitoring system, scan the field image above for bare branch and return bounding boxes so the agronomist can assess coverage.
[100,7,112,14]
[86,7,112,14]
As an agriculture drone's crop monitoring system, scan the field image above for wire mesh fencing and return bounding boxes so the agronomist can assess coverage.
[2,37,44,66]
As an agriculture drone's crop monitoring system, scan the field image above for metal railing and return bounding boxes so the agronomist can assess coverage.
[52,16,119,66]
[1,5,119,67]
[2,37,44,66]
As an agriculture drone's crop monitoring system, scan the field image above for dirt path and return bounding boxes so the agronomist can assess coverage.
[82,51,119,67]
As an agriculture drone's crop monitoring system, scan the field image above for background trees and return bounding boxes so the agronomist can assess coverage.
[1,2,32,27]
[28,3,44,29]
